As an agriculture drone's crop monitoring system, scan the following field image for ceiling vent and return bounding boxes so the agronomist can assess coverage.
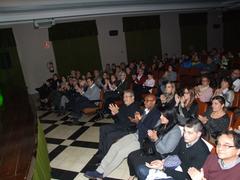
[33,18,55,29]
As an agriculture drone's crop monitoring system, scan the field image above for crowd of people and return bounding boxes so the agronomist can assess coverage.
[36,48,240,179]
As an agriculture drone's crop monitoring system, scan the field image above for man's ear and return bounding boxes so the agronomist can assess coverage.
[197,131,202,139]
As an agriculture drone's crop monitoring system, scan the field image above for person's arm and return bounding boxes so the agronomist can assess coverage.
[137,110,160,137]
[225,90,234,107]
[233,79,240,92]
[188,168,206,180]
[168,137,183,156]
[155,127,182,154]
[109,104,120,116]
[147,79,155,88]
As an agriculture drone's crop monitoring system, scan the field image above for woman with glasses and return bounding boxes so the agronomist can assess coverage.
[188,130,240,180]
[175,87,198,125]
[198,96,229,140]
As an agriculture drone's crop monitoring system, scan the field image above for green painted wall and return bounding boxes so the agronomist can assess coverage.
[125,29,162,63]
[52,36,102,76]
[49,21,102,76]
[32,121,51,180]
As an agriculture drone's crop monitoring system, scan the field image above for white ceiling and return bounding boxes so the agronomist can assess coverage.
[0,0,239,25]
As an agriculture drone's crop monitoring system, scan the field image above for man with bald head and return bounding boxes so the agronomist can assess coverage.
[85,94,161,179]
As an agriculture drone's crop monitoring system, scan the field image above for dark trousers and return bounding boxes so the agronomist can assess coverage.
[127,149,163,177]
[72,95,96,116]
[98,124,129,158]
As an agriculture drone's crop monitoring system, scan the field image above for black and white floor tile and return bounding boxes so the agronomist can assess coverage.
[37,110,130,180]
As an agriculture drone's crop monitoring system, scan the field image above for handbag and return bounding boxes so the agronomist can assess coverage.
[141,137,156,156]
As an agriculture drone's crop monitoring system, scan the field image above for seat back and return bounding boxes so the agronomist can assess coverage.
[114,100,123,107]
[82,89,104,114]
[233,116,240,130]
[196,99,208,116]
[232,92,240,108]
[202,138,216,154]
[226,111,234,128]
[98,89,104,109]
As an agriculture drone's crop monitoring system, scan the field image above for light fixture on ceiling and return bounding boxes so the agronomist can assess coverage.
[33,18,55,29]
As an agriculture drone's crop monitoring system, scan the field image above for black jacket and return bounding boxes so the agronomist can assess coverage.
[114,102,141,132]
[165,137,210,180]
[137,107,161,144]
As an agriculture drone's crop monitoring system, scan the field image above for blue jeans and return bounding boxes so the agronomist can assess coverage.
[136,164,149,180]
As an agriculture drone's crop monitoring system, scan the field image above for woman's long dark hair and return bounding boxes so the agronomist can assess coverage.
[156,107,178,139]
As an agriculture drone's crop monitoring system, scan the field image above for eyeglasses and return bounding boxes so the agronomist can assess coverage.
[124,95,133,98]
[144,99,154,102]
[216,143,235,149]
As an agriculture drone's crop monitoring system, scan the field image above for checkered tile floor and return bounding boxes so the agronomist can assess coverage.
[38,110,130,180]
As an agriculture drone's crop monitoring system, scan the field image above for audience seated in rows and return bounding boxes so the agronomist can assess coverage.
[35,48,240,180]
[84,94,161,179]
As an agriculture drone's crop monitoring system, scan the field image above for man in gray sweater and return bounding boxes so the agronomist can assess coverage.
[70,77,100,123]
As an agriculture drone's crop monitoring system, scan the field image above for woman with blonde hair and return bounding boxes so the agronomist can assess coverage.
[159,81,176,109]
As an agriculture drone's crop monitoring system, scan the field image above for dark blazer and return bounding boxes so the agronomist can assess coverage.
[116,79,128,95]
[165,137,210,180]
[114,102,141,131]
[137,107,161,144]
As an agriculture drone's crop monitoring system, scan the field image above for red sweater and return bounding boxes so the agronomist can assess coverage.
[203,154,240,180]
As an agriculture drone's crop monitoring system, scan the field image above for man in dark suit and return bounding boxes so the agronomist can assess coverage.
[95,89,141,161]
[103,71,129,114]
[132,68,147,101]
[136,118,210,180]
[85,94,161,179]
